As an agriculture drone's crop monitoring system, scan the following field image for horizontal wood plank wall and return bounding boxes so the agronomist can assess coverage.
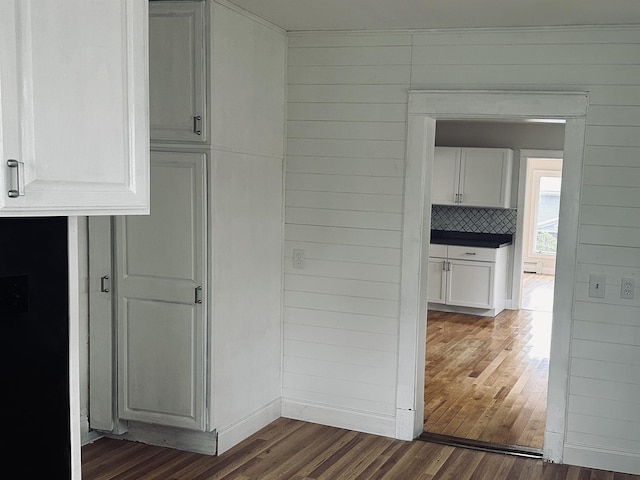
[286,26,640,472]
[410,26,640,472]
[283,33,412,434]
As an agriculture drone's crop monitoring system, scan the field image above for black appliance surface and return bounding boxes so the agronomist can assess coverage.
[430,230,513,248]
[0,217,70,477]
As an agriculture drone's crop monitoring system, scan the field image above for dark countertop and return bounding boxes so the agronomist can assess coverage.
[430,230,513,248]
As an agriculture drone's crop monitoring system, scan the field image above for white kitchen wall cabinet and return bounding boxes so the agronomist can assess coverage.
[428,244,509,316]
[432,147,513,208]
[149,1,207,143]
[0,0,149,216]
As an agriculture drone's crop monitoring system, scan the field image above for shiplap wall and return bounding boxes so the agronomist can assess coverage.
[283,33,412,433]
[284,26,640,473]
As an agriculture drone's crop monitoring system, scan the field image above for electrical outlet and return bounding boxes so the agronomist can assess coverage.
[589,274,606,298]
[621,277,635,300]
[293,249,305,269]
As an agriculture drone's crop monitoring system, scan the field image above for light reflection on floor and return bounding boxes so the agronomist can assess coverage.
[522,273,555,312]
[522,273,554,359]
[526,310,552,359]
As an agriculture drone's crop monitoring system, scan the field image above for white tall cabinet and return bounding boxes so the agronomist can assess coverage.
[0,0,149,216]
[89,0,286,457]
[109,0,210,440]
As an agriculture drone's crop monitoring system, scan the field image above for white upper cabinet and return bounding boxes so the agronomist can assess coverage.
[149,1,207,144]
[431,147,462,206]
[0,0,149,216]
[432,147,513,208]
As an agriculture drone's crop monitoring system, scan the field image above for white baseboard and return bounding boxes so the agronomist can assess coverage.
[428,303,502,317]
[563,444,640,475]
[282,399,396,439]
[112,421,217,455]
[216,398,281,455]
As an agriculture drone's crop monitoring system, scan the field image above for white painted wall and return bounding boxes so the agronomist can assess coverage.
[284,26,640,474]
[209,1,286,454]
[283,32,411,436]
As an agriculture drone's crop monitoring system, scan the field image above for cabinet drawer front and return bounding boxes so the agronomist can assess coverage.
[447,245,497,262]
[429,244,448,258]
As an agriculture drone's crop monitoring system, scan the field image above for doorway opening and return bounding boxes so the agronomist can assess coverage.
[420,125,565,455]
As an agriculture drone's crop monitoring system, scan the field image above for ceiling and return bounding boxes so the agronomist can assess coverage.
[226,0,640,31]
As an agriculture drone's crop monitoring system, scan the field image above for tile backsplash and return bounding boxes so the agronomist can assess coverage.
[431,205,517,234]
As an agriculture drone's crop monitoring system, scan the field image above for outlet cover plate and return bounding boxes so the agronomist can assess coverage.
[621,277,635,299]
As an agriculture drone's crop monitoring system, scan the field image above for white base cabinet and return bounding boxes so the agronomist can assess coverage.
[432,147,513,208]
[428,244,509,317]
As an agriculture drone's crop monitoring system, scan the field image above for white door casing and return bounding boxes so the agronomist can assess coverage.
[116,151,207,431]
[399,91,587,466]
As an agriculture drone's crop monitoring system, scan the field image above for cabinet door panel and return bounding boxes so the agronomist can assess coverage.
[431,147,460,205]
[0,0,149,216]
[427,258,447,303]
[447,260,495,309]
[116,151,207,430]
[459,148,512,208]
[149,1,206,143]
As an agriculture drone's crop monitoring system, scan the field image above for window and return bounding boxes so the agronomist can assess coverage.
[532,173,561,255]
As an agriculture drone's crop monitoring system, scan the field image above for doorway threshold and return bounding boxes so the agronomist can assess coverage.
[418,431,543,459]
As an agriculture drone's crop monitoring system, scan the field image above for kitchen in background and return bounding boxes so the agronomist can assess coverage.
[433,119,566,306]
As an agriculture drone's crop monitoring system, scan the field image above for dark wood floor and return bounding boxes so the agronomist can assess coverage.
[424,274,554,450]
[81,417,639,480]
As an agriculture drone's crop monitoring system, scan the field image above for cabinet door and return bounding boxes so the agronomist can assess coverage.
[0,0,149,216]
[459,148,513,208]
[447,259,495,309]
[116,151,207,431]
[427,258,447,303]
[431,147,460,205]
[149,1,207,143]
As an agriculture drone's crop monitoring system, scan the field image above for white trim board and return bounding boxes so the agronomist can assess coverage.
[216,398,282,454]
[69,217,82,480]
[563,444,640,476]
[399,90,588,464]
[282,399,396,439]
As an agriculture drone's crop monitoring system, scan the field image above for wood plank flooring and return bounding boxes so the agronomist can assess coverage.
[424,304,552,450]
[81,418,639,480]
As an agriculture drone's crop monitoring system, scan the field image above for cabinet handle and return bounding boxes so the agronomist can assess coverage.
[453,193,458,203]
[7,159,25,198]
[464,252,477,256]
[442,260,447,271]
[193,116,202,135]
[100,275,110,293]
[446,261,451,271]
[458,193,463,203]
[195,286,203,304]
